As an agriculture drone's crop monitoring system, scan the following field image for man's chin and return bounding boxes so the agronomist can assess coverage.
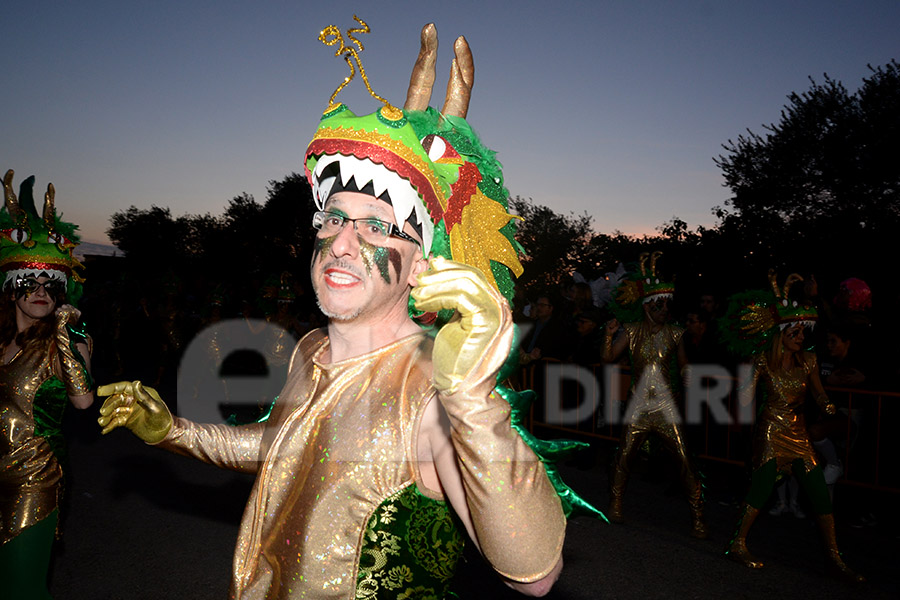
[316,299,362,322]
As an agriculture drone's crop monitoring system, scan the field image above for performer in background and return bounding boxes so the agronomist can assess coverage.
[98,20,597,599]
[0,170,94,599]
[721,271,864,582]
[603,251,707,539]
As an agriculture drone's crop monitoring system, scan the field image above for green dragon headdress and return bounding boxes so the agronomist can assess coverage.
[303,18,601,520]
[720,270,818,357]
[304,18,523,305]
[610,251,675,323]
[1,169,84,304]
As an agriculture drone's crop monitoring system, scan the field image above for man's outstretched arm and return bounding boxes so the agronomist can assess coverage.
[98,381,264,473]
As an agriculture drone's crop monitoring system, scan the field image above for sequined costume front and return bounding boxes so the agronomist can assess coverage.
[0,341,70,546]
[156,329,563,599]
[614,322,693,460]
[749,352,819,473]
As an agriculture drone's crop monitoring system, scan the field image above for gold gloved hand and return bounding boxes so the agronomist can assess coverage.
[97,381,173,444]
[411,256,508,394]
[55,304,92,396]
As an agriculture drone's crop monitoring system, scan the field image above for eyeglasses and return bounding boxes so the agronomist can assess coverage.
[312,211,421,246]
[16,278,65,296]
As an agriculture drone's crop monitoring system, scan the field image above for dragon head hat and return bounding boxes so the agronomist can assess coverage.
[1,169,84,304]
[304,18,523,305]
[721,270,818,357]
[610,251,675,322]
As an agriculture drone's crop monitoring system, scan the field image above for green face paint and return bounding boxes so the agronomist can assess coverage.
[359,238,394,284]
[311,235,336,267]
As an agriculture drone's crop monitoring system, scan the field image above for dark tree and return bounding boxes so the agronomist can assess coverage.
[714,60,900,283]
[509,196,605,294]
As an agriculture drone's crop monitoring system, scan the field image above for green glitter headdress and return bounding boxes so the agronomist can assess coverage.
[609,251,675,323]
[304,18,523,306]
[1,169,85,305]
[720,270,818,358]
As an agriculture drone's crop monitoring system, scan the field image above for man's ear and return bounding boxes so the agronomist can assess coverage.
[407,254,429,287]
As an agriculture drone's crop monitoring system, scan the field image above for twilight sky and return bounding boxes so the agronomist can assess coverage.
[2,0,897,244]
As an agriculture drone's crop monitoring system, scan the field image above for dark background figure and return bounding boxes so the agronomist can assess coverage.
[520,293,567,363]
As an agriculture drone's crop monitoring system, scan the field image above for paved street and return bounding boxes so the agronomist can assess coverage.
[49,408,897,599]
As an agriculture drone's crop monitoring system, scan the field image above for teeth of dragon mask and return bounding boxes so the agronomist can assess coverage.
[1,169,84,303]
[303,18,523,302]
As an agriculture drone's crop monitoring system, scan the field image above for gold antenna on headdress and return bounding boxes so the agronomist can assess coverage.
[650,251,663,276]
[782,273,803,299]
[319,15,404,120]
[403,24,474,118]
[404,24,438,111]
[638,252,650,276]
[3,169,26,224]
[767,269,781,298]
[43,183,57,234]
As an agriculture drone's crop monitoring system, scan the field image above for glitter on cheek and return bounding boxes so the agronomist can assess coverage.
[312,235,337,267]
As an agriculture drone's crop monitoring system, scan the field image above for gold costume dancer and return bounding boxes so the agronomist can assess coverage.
[97,20,576,599]
[0,170,94,599]
[722,271,864,583]
[603,252,706,538]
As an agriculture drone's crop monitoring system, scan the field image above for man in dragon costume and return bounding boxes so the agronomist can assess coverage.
[98,19,598,599]
[602,251,707,539]
[721,271,864,582]
[0,170,94,599]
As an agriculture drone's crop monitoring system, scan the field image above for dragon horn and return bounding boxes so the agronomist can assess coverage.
[404,23,438,112]
[783,273,804,298]
[43,182,57,232]
[3,169,25,222]
[650,250,663,276]
[767,269,781,298]
[638,252,650,276]
[441,35,474,118]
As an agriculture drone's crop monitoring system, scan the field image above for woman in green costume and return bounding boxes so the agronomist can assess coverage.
[0,170,94,599]
[722,271,863,583]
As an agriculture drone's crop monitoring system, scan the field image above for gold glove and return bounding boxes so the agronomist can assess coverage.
[98,381,173,444]
[411,256,506,394]
[55,305,92,396]
[816,393,837,416]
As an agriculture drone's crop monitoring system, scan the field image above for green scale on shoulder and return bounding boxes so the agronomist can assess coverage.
[356,484,464,599]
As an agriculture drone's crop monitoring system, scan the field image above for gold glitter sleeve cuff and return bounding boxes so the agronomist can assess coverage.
[156,417,265,474]
[56,322,93,396]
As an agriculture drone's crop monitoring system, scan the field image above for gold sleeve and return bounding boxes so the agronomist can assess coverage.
[156,418,265,474]
[56,323,93,396]
[438,303,566,583]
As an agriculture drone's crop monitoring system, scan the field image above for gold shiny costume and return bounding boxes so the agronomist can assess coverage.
[607,321,705,536]
[748,352,821,473]
[1,341,69,545]
[156,329,564,599]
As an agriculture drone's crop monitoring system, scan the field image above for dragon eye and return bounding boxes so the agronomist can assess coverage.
[9,228,30,244]
[420,134,460,163]
[792,300,798,308]
[48,232,62,244]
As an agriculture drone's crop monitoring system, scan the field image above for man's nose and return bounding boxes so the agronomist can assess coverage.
[329,221,360,257]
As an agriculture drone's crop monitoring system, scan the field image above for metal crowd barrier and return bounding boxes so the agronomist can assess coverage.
[519,360,899,494]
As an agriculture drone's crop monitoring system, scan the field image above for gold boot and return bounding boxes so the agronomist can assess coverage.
[608,460,628,524]
[815,513,865,583]
[725,504,764,568]
[685,470,708,539]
